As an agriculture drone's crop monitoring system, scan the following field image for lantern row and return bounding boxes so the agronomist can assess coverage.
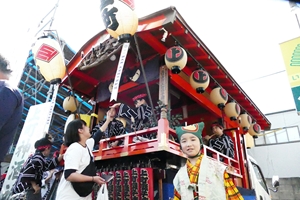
[164,46,261,136]
[31,38,260,137]
[31,0,260,136]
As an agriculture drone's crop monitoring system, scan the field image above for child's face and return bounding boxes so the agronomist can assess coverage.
[44,147,51,157]
[212,126,223,137]
[180,133,201,157]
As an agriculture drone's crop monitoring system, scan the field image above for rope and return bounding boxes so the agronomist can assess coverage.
[133,35,157,124]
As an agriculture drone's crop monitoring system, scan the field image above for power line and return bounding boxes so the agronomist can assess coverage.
[240,70,286,84]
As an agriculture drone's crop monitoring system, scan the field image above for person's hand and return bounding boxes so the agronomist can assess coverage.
[92,175,106,185]
[110,103,121,109]
[106,109,115,122]
[203,134,215,141]
[110,141,118,147]
[32,182,41,194]
[58,154,64,162]
[203,135,210,141]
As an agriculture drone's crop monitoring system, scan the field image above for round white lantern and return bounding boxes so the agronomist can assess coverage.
[249,123,261,136]
[210,86,228,109]
[190,69,210,93]
[224,101,240,120]
[32,36,66,84]
[63,95,79,113]
[100,0,138,43]
[238,112,252,131]
[165,46,187,74]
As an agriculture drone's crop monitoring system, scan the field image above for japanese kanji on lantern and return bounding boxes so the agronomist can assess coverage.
[165,46,187,74]
[100,0,138,101]
[32,35,66,84]
[190,69,210,93]
[100,0,138,42]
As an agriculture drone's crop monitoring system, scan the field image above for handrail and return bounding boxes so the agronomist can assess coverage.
[202,145,242,177]
[91,126,242,178]
[92,125,185,161]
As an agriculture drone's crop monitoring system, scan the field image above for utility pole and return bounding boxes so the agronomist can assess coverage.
[290,1,300,29]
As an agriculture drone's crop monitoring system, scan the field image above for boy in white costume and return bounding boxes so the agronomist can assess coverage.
[173,122,243,200]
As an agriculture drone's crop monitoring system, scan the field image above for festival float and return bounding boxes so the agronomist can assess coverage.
[54,2,279,200]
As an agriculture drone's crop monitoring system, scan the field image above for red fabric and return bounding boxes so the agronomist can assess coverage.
[1,173,6,180]
[132,93,147,102]
[36,144,51,150]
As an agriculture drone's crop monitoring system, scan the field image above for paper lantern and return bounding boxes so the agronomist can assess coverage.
[238,113,252,131]
[63,96,78,113]
[224,101,240,120]
[100,0,138,43]
[245,133,255,148]
[249,123,261,136]
[190,69,210,93]
[165,46,187,74]
[108,82,114,93]
[32,36,66,84]
[210,86,228,109]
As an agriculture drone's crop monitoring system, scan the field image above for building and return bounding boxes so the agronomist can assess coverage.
[248,109,300,199]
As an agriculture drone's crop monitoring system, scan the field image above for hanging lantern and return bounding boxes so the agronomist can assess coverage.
[245,133,255,148]
[210,86,228,109]
[249,123,261,137]
[108,82,114,93]
[238,112,252,131]
[190,69,210,93]
[32,36,66,84]
[224,101,240,120]
[63,95,78,113]
[165,46,187,74]
[100,0,138,43]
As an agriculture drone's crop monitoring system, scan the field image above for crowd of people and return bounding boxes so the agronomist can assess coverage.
[0,53,240,200]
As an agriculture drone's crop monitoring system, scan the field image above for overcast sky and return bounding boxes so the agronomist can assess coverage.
[0,0,299,115]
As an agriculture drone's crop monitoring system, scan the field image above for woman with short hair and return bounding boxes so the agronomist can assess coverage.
[56,119,105,200]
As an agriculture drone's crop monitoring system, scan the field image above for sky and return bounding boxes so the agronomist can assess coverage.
[0,0,299,115]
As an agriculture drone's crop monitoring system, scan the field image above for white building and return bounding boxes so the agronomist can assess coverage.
[248,109,300,178]
[248,109,300,199]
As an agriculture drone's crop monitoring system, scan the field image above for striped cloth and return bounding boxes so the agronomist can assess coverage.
[117,103,152,131]
[12,152,59,194]
[208,134,235,159]
[174,155,243,200]
[91,118,126,148]
[92,118,125,138]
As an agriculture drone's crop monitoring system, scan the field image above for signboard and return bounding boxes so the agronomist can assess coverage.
[0,102,53,199]
[280,37,300,114]
[110,42,130,102]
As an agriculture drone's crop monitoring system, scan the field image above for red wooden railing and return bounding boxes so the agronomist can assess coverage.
[60,119,244,187]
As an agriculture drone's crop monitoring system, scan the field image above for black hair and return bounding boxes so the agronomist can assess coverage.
[34,135,53,152]
[0,54,12,74]
[211,121,224,130]
[64,119,86,147]
[133,98,143,105]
